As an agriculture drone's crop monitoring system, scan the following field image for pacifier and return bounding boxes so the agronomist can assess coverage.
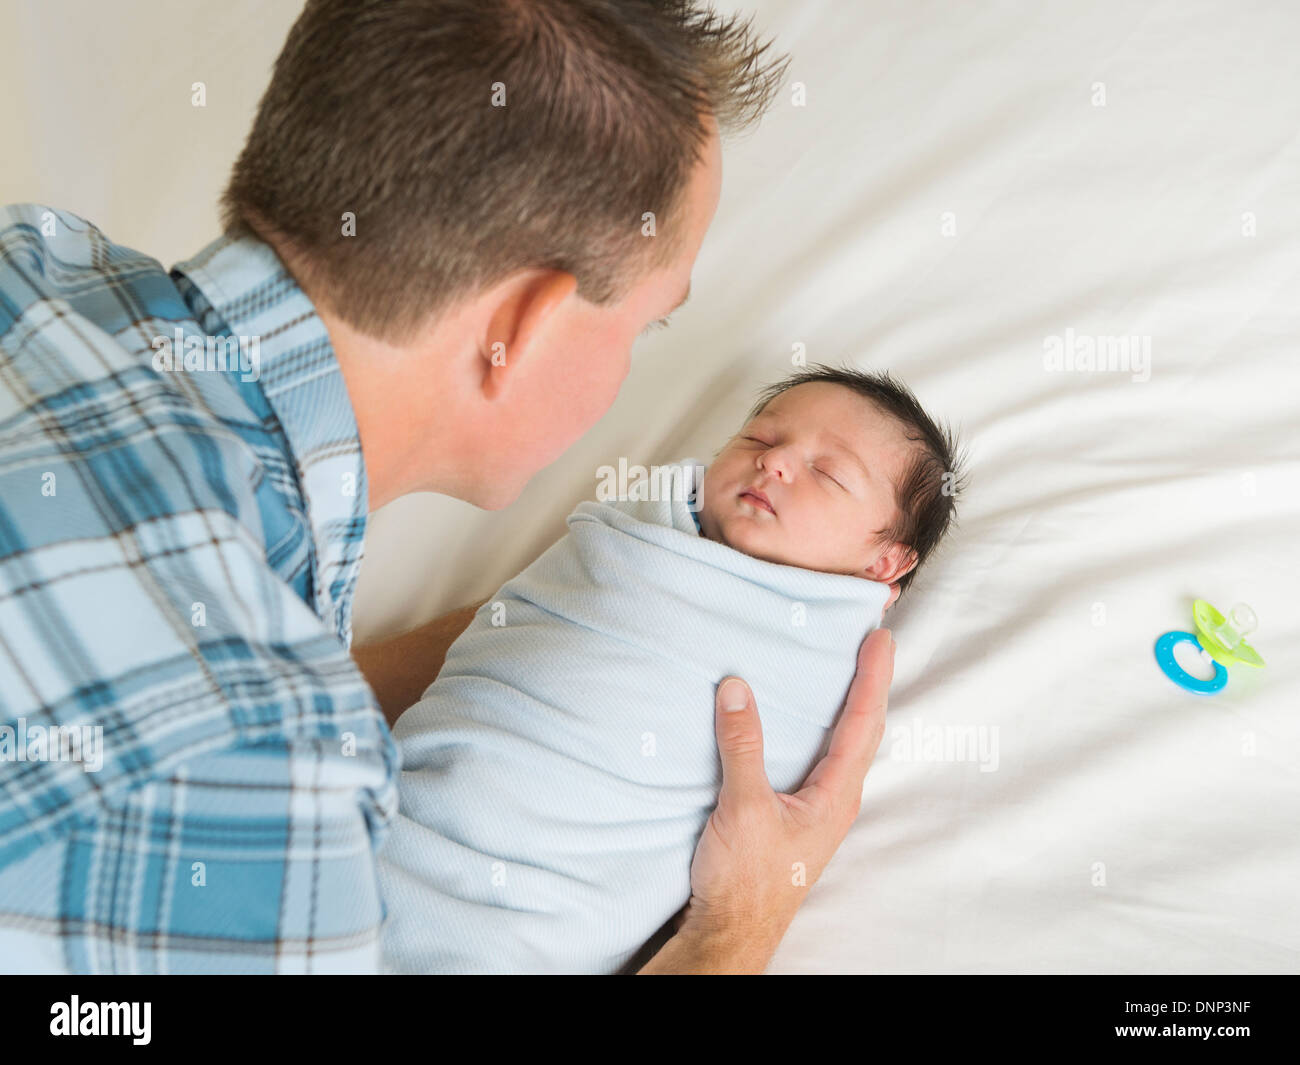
[1153,599,1266,695]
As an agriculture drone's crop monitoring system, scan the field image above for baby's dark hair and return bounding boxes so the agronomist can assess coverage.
[746,364,968,596]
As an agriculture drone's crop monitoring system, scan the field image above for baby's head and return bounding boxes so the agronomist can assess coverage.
[698,365,967,596]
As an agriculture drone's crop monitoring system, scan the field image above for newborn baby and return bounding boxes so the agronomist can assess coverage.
[697,372,945,585]
[378,365,963,974]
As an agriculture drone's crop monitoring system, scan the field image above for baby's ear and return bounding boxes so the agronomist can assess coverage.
[863,541,917,585]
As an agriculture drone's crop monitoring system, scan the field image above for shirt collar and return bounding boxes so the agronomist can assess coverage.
[171,234,369,644]
[689,482,703,533]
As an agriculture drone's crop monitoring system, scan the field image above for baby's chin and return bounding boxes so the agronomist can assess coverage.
[700,505,870,578]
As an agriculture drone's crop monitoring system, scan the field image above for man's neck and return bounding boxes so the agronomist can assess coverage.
[259,226,492,514]
[251,225,438,511]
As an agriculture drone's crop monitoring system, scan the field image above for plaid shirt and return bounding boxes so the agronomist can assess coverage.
[0,205,398,973]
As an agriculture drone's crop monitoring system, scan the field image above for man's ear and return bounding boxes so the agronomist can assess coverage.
[481,270,578,400]
[862,540,917,585]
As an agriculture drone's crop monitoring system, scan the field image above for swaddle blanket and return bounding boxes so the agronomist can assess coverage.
[377,458,890,973]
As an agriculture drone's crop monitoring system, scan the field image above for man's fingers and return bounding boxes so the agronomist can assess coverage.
[800,627,894,808]
[714,676,771,807]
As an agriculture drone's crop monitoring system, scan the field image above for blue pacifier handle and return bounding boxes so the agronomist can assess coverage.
[1154,630,1228,695]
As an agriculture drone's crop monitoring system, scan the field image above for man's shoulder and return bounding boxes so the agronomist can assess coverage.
[0,205,330,644]
[0,205,199,376]
[0,206,280,534]
[0,206,368,638]
[0,204,170,300]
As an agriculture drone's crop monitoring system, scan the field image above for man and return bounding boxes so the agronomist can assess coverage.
[0,0,895,974]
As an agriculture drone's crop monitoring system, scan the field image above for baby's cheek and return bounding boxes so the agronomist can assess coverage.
[695,496,718,542]
[788,508,850,570]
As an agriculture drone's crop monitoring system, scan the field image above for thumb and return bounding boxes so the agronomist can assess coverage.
[715,676,770,805]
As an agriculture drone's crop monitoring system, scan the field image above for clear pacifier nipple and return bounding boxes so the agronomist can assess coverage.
[1210,602,1257,652]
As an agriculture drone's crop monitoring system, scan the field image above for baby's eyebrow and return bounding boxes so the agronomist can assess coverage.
[823,429,873,482]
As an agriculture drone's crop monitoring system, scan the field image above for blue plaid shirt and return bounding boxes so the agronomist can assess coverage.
[0,205,398,973]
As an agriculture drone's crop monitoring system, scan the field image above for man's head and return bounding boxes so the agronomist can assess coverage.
[698,367,967,596]
[221,0,787,510]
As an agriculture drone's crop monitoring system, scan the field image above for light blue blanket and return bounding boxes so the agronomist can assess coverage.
[377,458,889,973]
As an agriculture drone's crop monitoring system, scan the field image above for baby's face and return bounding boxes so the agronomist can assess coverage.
[698,382,917,581]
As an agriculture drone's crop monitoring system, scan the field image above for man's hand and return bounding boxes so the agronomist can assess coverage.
[639,626,896,973]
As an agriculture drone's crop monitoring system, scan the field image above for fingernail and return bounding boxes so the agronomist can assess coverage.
[719,678,749,711]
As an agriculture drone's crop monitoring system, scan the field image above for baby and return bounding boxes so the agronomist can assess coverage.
[697,369,958,592]
[377,365,965,974]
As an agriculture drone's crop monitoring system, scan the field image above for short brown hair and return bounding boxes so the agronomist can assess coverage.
[748,365,969,596]
[221,0,787,342]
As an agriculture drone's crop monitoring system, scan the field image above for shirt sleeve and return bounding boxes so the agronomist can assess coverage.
[0,507,398,972]
[0,384,397,973]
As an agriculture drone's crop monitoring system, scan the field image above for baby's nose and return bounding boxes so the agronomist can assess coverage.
[760,450,791,479]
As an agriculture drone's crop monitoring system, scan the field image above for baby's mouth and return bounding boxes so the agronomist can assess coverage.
[739,488,775,515]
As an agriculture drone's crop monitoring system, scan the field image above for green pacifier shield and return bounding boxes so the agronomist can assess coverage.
[1193,599,1266,668]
